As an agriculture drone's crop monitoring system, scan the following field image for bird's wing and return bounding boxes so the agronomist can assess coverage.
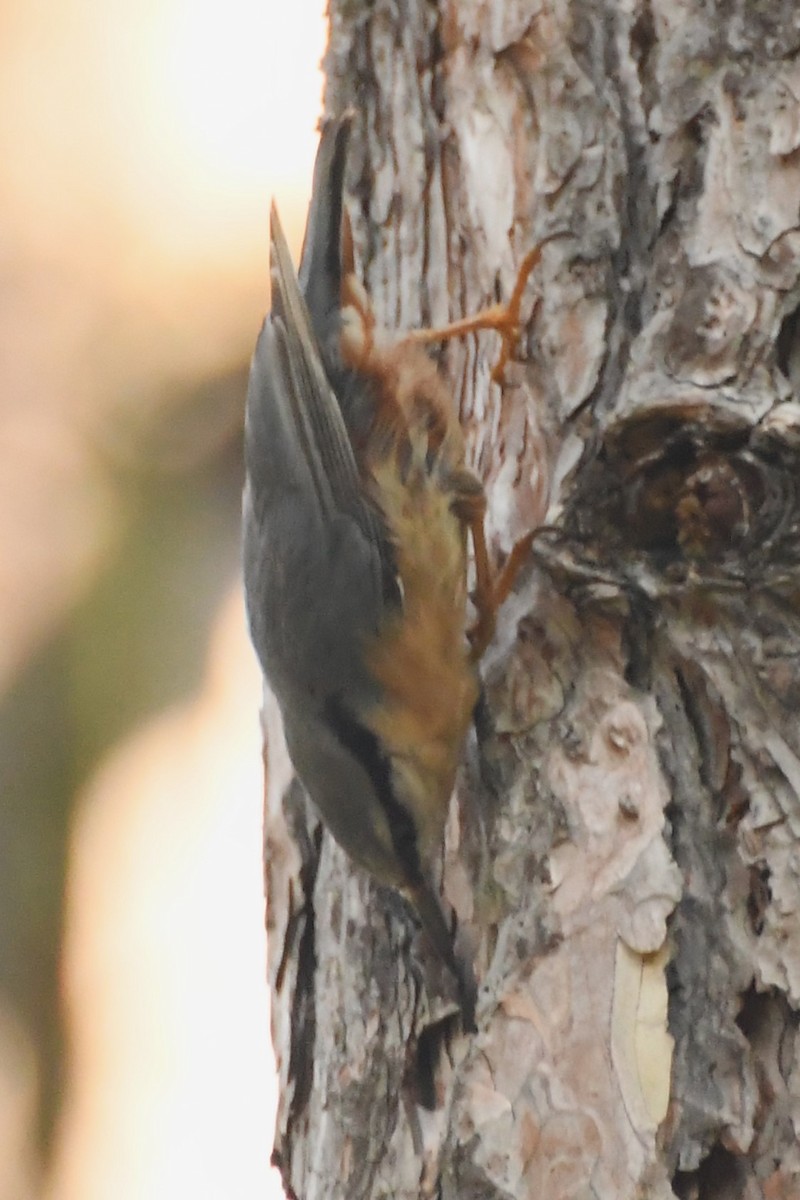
[246,200,389,544]
[267,203,369,525]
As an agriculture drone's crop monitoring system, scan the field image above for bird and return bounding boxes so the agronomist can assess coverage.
[243,113,544,1030]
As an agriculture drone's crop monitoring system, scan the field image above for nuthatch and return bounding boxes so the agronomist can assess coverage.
[243,115,542,1031]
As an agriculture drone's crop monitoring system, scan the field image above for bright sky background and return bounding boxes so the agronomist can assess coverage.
[0,0,326,1196]
[51,592,280,1200]
[0,0,325,268]
[0,0,327,695]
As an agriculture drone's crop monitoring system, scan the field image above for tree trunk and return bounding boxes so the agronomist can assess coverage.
[262,2,800,1197]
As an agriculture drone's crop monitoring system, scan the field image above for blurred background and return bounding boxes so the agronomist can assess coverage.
[0,0,325,1195]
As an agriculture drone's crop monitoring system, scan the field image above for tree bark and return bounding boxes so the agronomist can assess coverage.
[263,2,800,1197]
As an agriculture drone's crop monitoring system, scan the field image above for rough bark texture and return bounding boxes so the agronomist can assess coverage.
[263,2,800,1197]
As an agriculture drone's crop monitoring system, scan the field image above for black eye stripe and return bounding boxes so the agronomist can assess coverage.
[325,696,422,884]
